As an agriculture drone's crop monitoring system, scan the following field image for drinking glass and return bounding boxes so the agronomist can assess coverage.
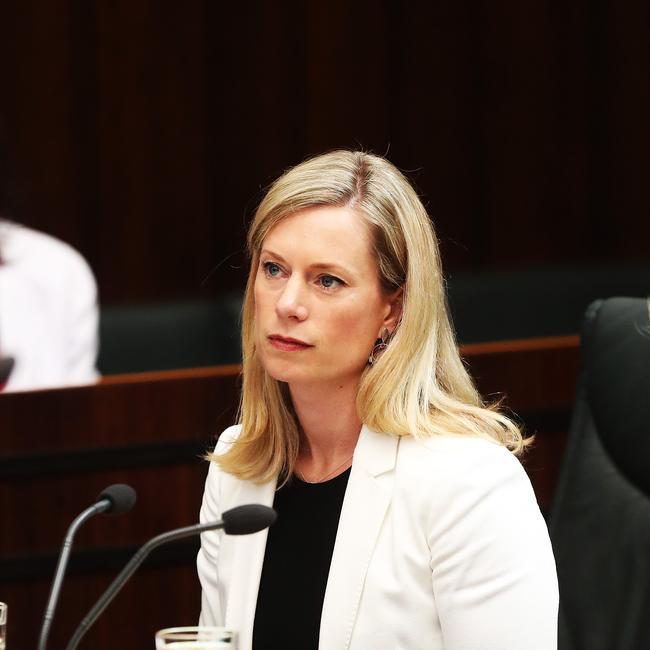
[0,602,7,650]
[155,626,236,649]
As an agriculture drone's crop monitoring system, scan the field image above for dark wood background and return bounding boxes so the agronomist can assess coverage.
[0,1,648,304]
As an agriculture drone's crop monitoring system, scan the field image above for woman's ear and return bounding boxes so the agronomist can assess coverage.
[382,288,403,332]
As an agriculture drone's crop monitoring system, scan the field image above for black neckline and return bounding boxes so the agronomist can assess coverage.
[291,466,351,487]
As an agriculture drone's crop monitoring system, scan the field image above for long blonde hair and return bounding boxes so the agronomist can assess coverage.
[214,150,527,483]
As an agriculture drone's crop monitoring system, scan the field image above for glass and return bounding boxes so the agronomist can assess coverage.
[155,627,236,649]
[0,602,6,650]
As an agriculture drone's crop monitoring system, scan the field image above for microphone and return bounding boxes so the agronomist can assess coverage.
[38,484,137,650]
[66,504,277,650]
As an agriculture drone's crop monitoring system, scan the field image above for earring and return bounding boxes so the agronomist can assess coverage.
[368,328,392,366]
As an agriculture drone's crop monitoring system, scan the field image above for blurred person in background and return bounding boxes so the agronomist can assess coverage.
[0,136,98,393]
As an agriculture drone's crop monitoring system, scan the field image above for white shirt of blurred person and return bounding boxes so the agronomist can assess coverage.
[0,219,99,392]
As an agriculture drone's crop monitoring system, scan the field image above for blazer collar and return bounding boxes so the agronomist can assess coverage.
[353,423,400,477]
[223,474,277,650]
[319,425,399,650]
[224,425,399,650]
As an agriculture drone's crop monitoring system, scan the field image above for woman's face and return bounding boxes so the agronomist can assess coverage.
[253,205,399,389]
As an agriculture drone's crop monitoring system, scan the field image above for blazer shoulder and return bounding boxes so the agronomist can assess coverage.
[397,433,530,495]
[214,424,243,455]
[203,424,242,501]
[395,435,543,552]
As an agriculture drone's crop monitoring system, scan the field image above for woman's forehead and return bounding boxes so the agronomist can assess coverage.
[268,204,367,233]
[261,206,376,269]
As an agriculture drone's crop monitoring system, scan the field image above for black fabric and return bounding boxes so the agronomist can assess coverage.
[97,294,243,374]
[0,355,14,385]
[586,297,650,496]
[549,297,650,650]
[252,468,350,650]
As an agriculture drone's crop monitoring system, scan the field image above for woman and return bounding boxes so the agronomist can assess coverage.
[197,150,558,650]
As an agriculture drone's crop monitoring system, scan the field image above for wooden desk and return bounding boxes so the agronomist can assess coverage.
[0,336,579,650]
[1,365,239,650]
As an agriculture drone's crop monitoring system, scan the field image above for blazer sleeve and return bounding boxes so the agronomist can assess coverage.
[427,444,559,650]
[197,459,224,626]
[197,428,239,626]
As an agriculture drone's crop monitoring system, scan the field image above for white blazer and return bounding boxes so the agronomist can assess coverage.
[197,425,558,650]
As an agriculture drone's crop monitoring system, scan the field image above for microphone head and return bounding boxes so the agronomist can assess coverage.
[96,484,137,515]
[222,504,277,535]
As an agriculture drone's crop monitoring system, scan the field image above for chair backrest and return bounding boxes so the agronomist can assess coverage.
[549,297,650,650]
[97,293,243,375]
[447,264,650,343]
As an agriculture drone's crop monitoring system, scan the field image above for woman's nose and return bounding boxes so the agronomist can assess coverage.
[275,278,308,321]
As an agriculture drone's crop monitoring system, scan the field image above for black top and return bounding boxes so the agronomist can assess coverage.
[252,468,351,650]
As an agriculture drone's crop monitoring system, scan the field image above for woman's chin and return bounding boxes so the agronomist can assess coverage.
[264,366,311,385]
[263,364,365,390]
[261,358,322,385]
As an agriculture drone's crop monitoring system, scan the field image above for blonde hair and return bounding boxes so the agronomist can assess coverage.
[213,150,528,483]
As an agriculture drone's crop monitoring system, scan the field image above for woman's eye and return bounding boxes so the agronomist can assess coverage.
[262,261,282,277]
[319,275,343,290]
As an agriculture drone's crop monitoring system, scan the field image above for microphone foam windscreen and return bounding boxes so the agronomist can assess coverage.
[97,484,137,515]
[222,504,277,535]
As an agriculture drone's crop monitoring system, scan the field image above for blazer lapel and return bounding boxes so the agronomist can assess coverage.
[319,426,399,650]
[223,475,277,650]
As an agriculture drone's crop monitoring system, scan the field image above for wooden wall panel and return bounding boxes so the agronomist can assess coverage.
[0,1,647,304]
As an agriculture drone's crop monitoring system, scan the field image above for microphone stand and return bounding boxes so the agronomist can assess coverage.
[38,500,112,650]
[66,520,225,650]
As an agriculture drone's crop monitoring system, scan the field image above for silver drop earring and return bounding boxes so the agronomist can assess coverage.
[368,328,392,366]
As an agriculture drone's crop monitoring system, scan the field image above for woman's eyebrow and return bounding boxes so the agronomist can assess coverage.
[260,248,287,263]
[260,249,354,276]
[309,262,353,276]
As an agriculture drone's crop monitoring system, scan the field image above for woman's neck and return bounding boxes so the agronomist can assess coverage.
[289,380,362,469]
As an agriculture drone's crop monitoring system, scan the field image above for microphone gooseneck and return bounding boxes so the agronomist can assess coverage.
[38,484,137,650]
[66,504,277,650]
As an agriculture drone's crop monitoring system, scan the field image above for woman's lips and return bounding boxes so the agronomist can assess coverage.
[268,335,313,352]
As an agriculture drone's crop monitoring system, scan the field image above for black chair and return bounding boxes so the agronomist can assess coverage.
[97,293,243,375]
[446,264,650,343]
[548,297,650,650]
